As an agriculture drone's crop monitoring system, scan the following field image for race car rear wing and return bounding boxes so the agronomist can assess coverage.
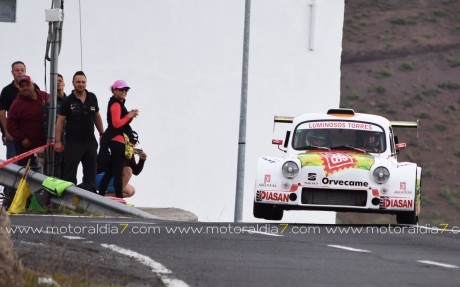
[391,120,419,137]
[274,116,294,124]
[390,120,419,129]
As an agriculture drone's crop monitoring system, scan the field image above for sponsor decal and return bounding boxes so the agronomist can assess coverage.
[322,177,368,187]
[258,183,276,188]
[320,152,355,175]
[307,122,373,131]
[256,191,290,202]
[400,182,406,191]
[264,174,271,183]
[380,197,413,209]
[262,157,278,164]
[289,183,300,192]
[298,151,374,176]
[308,173,317,181]
[394,190,412,195]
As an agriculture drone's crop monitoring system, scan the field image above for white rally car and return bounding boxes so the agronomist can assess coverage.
[254,109,421,224]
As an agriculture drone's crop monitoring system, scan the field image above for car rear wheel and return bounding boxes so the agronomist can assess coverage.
[253,202,284,220]
[396,210,418,225]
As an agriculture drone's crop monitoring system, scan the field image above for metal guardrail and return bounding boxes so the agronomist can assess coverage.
[0,163,159,219]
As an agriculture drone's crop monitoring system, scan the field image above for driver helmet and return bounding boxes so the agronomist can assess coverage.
[365,131,380,148]
[307,130,329,146]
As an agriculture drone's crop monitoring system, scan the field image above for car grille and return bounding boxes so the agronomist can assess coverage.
[301,187,367,207]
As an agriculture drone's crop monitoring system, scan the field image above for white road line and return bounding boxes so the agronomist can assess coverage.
[327,244,371,253]
[101,244,189,287]
[63,236,85,240]
[417,260,459,269]
[247,230,283,237]
[90,221,158,225]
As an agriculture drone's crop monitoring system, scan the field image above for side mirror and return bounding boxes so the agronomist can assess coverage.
[395,143,407,153]
[272,139,286,153]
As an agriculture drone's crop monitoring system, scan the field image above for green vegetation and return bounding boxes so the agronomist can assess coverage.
[438,82,460,90]
[415,88,441,101]
[426,16,437,23]
[434,123,447,132]
[403,99,413,107]
[444,104,457,113]
[442,0,458,5]
[390,17,417,25]
[347,91,360,101]
[448,59,460,68]
[422,167,434,178]
[399,61,414,71]
[374,85,386,94]
[433,9,447,17]
[454,147,460,157]
[416,112,430,119]
[404,148,414,161]
[440,186,460,211]
[24,269,125,287]
[374,69,392,79]
[26,204,104,217]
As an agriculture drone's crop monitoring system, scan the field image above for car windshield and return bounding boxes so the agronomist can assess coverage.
[293,121,386,153]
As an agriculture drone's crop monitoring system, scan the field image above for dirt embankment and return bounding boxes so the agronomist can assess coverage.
[339,0,460,224]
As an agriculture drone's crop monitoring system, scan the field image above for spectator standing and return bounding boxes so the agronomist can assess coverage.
[6,75,49,167]
[43,74,67,177]
[98,80,139,198]
[55,71,104,189]
[0,61,39,159]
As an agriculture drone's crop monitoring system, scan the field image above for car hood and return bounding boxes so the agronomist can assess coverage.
[297,150,375,177]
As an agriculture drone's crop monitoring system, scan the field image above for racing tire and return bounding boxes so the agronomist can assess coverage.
[253,202,284,221]
[396,211,418,225]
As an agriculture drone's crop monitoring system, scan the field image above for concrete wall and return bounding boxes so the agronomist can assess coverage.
[0,0,344,222]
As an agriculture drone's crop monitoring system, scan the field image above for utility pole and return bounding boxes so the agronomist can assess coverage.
[234,0,251,223]
[44,0,64,176]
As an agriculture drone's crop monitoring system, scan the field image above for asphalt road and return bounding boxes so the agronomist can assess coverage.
[8,215,460,287]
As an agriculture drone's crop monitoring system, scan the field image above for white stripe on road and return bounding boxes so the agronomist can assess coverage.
[417,260,459,269]
[247,230,283,237]
[101,244,189,287]
[327,244,371,253]
[63,236,85,240]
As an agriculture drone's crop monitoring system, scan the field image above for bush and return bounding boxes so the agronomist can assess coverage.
[374,70,392,79]
[399,61,414,71]
[448,59,460,68]
[434,123,447,132]
[433,10,447,17]
[416,112,430,119]
[374,85,386,94]
[403,100,413,107]
[438,82,460,90]
[390,17,417,25]
[348,91,360,101]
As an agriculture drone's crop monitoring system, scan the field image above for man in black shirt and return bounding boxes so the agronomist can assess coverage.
[0,61,39,159]
[55,71,104,189]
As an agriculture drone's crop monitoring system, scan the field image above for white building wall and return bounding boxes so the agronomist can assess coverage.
[0,0,343,222]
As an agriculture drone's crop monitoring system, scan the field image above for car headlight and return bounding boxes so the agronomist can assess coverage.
[282,161,299,179]
[373,166,390,184]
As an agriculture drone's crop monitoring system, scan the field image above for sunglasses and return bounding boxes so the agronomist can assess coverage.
[117,88,130,92]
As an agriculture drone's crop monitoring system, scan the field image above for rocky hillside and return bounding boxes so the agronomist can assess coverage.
[339,0,460,225]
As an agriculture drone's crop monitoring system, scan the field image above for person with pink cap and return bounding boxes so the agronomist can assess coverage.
[97,80,139,198]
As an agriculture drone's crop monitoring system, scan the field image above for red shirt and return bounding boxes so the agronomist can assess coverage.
[7,90,49,148]
[110,102,132,143]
